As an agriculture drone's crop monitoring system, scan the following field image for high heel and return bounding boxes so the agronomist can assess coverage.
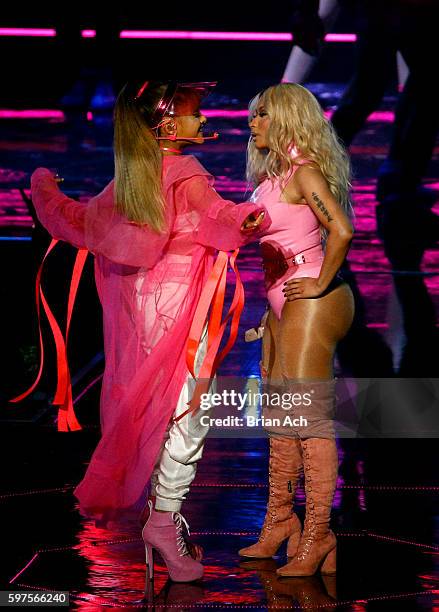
[140,497,204,561]
[143,541,155,604]
[277,434,339,577]
[286,526,302,558]
[238,436,302,558]
[142,501,203,582]
[321,544,337,575]
[144,541,154,582]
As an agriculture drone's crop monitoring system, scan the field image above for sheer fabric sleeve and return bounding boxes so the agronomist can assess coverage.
[31,168,170,268]
[176,174,271,251]
[31,168,89,249]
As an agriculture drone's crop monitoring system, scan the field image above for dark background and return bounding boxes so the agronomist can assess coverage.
[0,3,362,106]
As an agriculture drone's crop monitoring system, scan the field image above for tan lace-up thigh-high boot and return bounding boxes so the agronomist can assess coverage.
[239,435,302,558]
[277,436,338,576]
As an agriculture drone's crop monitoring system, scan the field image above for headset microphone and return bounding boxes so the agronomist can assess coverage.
[156,132,220,142]
[181,132,220,142]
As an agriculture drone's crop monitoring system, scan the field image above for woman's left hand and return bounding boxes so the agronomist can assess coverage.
[283,277,324,301]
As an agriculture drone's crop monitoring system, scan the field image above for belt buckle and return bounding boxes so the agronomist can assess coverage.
[294,254,306,264]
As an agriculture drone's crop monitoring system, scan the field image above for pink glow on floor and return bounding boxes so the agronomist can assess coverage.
[0,28,56,37]
[81,30,96,38]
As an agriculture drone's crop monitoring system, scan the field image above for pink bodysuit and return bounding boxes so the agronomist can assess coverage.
[251,170,324,319]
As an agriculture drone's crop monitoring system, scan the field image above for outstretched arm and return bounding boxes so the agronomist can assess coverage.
[176,175,271,251]
[31,168,89,249]
[31,168,170,268]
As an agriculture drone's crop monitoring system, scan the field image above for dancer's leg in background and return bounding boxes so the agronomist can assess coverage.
[282,0,340,84]
[332,6,397,146]
[379,3,439,199]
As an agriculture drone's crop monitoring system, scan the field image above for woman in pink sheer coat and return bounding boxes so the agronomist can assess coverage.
[30,80,270,582]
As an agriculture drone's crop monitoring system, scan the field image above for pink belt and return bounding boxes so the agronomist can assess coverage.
[286,244,323,265]
[261,243,323,284]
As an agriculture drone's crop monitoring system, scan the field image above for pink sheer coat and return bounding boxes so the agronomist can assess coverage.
[30,155,270,523]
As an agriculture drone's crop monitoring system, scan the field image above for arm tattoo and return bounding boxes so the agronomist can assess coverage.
[311,191,334,222]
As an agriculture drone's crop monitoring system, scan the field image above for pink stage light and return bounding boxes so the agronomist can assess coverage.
[202,109,249,118]
[325,109,394,123]
[324,33,357,42]
[0,108,395,123]
[0,28,357,41]
[119,30,356,42]
[0,110,64,119]
[120,30,293,41]
[368,111,394,122]
[0,28,56,37]
[204,109,392,121]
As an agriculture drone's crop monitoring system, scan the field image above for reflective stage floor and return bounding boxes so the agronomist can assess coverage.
[1,83,439,609]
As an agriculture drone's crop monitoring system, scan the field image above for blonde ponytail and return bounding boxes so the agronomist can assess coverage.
[114,86,166,233]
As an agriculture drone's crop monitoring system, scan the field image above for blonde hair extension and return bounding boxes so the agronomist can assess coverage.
[114,86,166,232]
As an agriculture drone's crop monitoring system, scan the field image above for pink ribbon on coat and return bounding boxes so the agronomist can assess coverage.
[9,239,88,432]
[176,249,244,422]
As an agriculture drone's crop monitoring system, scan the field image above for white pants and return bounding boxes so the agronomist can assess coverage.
[150,329,212,512]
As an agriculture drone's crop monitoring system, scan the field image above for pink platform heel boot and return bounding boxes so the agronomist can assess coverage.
[142,501,204,583]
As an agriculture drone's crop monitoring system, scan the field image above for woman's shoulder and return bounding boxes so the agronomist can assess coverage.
[288,161,321,183]
[250,176,280,203]
[87,179,115,208]
[162,154,213,189]
[163,154,211,175]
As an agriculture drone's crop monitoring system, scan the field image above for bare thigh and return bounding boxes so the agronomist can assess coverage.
[275,281,355,379]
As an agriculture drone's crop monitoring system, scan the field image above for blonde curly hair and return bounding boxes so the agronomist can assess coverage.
[246,83,353,228]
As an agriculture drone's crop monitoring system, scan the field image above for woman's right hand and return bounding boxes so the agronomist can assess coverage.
[241,210,265,231]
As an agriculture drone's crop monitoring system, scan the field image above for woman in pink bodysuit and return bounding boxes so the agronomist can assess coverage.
[238,83,355,577]
[29,80,270,584]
